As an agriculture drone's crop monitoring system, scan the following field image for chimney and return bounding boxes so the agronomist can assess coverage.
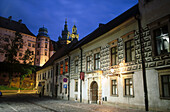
[18,19,22,23]
[8,16,12,21]
[99,23,105,27]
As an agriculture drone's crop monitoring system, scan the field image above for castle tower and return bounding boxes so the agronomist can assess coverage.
[35,26,50,66]
[70,24,79,42]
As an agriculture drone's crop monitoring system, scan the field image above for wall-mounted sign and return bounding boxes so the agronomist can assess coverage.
[80,72,85,81]
[63,78,67,82]
[63,84,67,88]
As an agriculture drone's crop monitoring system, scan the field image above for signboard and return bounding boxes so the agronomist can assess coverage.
[63,78,67,82]
[63,84,67,88]
[80,72,85,81]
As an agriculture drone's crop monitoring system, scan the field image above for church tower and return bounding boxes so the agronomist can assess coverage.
[35,26,50,66]
[60,19,71,44]
[70,24,79,42]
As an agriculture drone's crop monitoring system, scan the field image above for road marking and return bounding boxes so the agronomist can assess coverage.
[8,105,18,112]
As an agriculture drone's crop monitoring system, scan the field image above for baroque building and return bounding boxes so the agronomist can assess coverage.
[36,0,170,111]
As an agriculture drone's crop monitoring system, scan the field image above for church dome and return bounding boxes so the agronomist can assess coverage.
[38,26,49,37]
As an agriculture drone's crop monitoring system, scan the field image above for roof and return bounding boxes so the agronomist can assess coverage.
[0,16,35,37]
[71,4,139,50]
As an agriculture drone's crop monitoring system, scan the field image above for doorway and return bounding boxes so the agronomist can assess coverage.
[90,81,98,103]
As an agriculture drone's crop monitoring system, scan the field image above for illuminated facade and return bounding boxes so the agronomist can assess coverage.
[36,0,170,111]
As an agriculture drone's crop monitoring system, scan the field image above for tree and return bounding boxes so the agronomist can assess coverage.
[4,32,23,63]
[21,49,34,65]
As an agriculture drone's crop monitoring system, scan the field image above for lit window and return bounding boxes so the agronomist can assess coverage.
[94,53,100,70]
[60,61,63,75]
[125,78,133,96]
[125,39,135,62]
[153,25,169,55]
[86,56,91,71]
[75,80,78,92]
[75,60,78,73]
[111,80,117,95]
[65,59,68,73]
[111,47,118,66]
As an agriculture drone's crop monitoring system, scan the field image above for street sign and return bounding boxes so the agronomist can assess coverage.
[63,78,67,82]
[63,84,67,88]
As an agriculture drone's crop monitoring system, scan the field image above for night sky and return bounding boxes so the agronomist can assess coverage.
[0,0,138,41]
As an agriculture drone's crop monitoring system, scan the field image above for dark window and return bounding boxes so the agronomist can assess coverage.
[37,51,39,55]
[75,80,78,92]
[5,54,7,57]
[161,75,170,97]
[20,45,23,48]
[51,69,53,78]
[38,43,40,48]
[45,44,48,48]
[65,59,68,73]
[60,62,63,75]
[125,78,133,96]
[125,39,135,62]
[4,37,9,42]
[111,80,117,95]
[75,60,78,73]
[94,53,100,70]
[45,51,47,56]
[45,39,48,41]
[32,44,35,48]
[86,56,91,71]
[19,53,22,56]
[56,63,59,76]
[28,43,31,47]
[111,47,118,66]
[48,71,50,78]
[153,25,169,55]
[32,51,34,55]
[60,83,62,94]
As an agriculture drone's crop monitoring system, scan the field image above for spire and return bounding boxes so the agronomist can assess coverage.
[64,18,68,31]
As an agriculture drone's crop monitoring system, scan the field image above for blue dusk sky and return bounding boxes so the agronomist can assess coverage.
[0,0,138,41]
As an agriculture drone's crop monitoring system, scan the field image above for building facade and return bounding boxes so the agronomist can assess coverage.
[36,0,170,111]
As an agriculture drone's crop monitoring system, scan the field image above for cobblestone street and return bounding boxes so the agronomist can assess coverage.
[0,94,147,112]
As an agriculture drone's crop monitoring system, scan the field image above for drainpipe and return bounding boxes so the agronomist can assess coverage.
[52,65,54,97]
[136,14,149,111]
[68,55,70,100]
[80,47,83,103]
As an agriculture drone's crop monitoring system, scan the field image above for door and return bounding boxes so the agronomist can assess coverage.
[90,81,98,103]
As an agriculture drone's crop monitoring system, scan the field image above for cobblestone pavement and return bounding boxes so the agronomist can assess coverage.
[0,94,146,112]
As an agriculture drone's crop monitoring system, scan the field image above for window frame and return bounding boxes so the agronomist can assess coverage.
[125,39,135,62]
[111,46,118,66]
[75,80,78,92]
[94,53,100,70]
[158,69,170,100]
[110,78,118,96]
[75,60,78,73]
[86,56,91,71]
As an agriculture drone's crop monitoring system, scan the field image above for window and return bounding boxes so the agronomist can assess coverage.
[60,83,62,94]
[45,39,48,41]
[111,80,117,95]
[153,25,169,55]
[45,51,47,56]
[32,51,34,55]
[94,53,100,70]
[28,43,31,47]
[32,44,35,48]
[125,39,135,62]
[75,80,78,92]
[111,47,118,66]
[38,43,40,48]
[75,60,78,73]
[60,62,63,75]
[47,83,49,92]
[20,45,23,48]
[56,63,59,76]
[37,59,39,62]
[161,75,170,97]
[86,56,91,71]
[19,53,22,56]
[51,69,53,78]
[48,71,50,78]
[125,78,133,96]
[4,37,9,42]
[5,54,7,57]
[45,44,48,48]
[37,51,39,55]
[65,59,68,73]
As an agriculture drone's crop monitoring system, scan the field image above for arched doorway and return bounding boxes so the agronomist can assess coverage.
[90,81,98,103]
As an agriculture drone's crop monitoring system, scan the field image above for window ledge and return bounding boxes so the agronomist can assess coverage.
[123,95,134,98]
[110,95,119,97]
[160,97,170,100]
